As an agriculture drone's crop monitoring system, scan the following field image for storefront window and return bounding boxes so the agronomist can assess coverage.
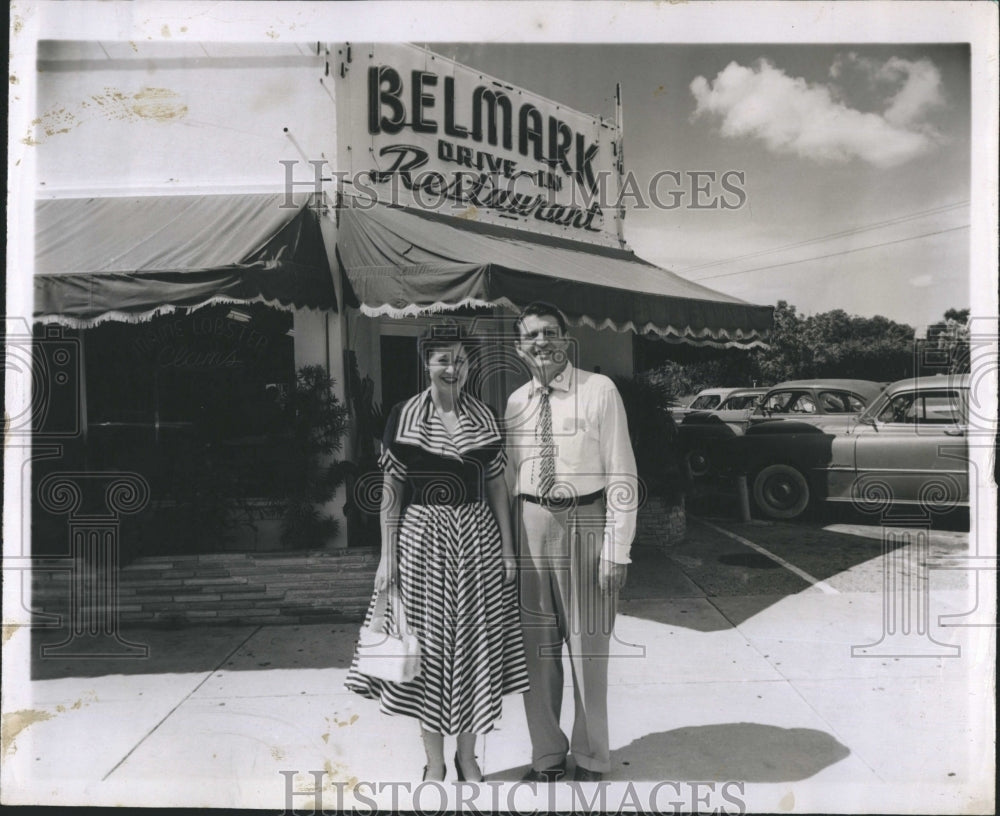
[85,303,294,492]
[32,304,296,557]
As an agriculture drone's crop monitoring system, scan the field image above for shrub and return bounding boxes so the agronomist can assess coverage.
[273,365,351,548]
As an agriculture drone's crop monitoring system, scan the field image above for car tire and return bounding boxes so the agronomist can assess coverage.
[685,448,711,478]
[752,464,811,520]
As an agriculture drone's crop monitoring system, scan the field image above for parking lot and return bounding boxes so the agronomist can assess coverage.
[7,506,991,813]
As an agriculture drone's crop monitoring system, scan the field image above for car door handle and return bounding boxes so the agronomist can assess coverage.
[944,428,965,436]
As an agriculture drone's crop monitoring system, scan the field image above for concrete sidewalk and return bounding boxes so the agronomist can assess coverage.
[2,520,993,812]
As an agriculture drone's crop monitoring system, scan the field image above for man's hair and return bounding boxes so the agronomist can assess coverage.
[516,301,568,337]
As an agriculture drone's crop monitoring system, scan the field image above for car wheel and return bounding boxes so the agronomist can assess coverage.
[752,464,811,520]
[685,448,712,478]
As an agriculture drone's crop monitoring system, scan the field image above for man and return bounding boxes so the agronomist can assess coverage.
[505,301,638,783]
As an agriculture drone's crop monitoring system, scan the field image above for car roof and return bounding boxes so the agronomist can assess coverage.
[724,387,767,396]
[881,373,971,394]
[693,387,740,396]
[766,379,885,398]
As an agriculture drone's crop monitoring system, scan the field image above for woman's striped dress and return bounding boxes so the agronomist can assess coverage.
[344,391,530,735]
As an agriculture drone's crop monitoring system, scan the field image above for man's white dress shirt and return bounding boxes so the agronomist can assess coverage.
[505,363,639,564]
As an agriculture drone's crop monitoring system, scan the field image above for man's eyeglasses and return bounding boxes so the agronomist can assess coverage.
[519,328,563,342]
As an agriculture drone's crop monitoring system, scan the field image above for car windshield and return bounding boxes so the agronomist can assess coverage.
[690,394,722,409]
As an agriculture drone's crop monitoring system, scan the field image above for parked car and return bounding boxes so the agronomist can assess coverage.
[677,388,767,477]
[734,375,970,520]
[749,379,885,426]
[705,387,769,424]
[670,387,742,423]
[679,379,882,480]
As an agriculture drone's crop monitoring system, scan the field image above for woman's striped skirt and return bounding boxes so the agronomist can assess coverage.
[345,502,530,735]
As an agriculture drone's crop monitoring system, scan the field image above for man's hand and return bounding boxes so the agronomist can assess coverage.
[598,559,627,594]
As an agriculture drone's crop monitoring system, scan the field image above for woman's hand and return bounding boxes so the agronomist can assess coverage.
[487,476,517,588]
[502,555,517,586]
[374,558,393,593]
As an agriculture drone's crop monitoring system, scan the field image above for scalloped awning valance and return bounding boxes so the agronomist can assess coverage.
[337,200,772,348]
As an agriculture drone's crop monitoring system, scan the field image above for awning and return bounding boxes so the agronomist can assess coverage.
[35,193,337,326]
[337,201,772,348]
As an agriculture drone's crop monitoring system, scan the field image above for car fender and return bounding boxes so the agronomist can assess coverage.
[677,413,739,443]
[732,421,838,484]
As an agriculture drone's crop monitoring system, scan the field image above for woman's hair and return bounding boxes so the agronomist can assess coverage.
[419,319,476,363]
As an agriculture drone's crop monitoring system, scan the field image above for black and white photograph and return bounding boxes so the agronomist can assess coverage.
[3,2,997,812]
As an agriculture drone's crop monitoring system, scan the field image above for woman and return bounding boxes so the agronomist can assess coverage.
[345,324,529,782]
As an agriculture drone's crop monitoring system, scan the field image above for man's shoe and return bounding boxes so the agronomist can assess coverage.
[573,766,603,782]
[521,761,567,782]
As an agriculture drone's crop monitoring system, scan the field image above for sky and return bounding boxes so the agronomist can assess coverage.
[9,7,981,335]
[429,43,972,330]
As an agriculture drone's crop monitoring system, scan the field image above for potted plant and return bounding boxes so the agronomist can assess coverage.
[271,365,351,548]
[340,352,387,549]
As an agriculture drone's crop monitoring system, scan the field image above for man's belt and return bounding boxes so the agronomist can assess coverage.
[520,489,604,509]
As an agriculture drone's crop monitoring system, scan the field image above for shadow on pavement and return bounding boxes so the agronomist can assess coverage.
[688,480,971,533]
[611,722,850,782]
[621,517,908,631]
[31,622,359,680]
[487,723,849,783]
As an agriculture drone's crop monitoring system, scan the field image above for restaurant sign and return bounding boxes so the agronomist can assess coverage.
[334,43,625,248]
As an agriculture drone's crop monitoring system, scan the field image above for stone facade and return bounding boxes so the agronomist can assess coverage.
[30,550,379,628]
[633,494,687,554]
[30,496,686,629]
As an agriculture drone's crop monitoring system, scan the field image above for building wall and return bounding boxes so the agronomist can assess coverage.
[32,41,638,551]
[34,41,352,548]
[35,40,344,391]
[349,312,635,418]
[35,41,335,196]
[573,324,635,379]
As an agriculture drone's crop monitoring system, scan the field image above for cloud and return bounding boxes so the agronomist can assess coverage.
[690,57,943,168]
[908,274,934,288]
[878,57,944,128]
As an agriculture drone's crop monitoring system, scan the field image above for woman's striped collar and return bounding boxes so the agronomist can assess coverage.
[394,389,501,457]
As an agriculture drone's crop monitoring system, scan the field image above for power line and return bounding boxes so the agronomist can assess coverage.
[676,200,970,274]
[691,224,970,282]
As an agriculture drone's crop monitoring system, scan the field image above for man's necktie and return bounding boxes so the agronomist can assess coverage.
[537,385,555,497]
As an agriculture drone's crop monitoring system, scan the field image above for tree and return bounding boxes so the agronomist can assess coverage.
[638,300,919,388]
[793,310,914,381]
[923,308,971,374]
[751,300,806,384]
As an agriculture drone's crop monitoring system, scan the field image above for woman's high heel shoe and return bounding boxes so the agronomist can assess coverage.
[454,751,484,782]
